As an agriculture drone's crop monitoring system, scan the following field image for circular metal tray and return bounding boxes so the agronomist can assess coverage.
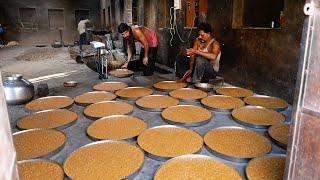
[243,95,289,112]
[215,87,253,99]
[137,125,203,161]
[86,115,148,142]
[161,105,212,127]
[74,91,117,107]
[245,154,286,180]
[109,69,134,78]
[13,129,66,160]
[63,140,144,180]
[83,100,133,120]
[154,154,243,179]
[168,88,208,102]
[92,82,128,92]
[17,109,78,131]
[204,126,271,163]
[267,123,290,149]
[201,95,245,112]
[153,81,187,92]
[116,87,154,101]
[24,96,74,113]
[194,82,215,92]
[231,106,286,129]
[17,159,65,179]
[135,95,180,112]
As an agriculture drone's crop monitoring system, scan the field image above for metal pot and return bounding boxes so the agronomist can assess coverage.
[4,74,34,105]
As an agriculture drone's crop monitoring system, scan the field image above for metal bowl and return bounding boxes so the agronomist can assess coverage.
[63,81,77,87]
[194,82,215,92]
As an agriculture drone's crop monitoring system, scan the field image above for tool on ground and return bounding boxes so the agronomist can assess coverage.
[177,75,189,83]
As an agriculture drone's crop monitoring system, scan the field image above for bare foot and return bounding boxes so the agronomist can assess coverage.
[186,76,192,83]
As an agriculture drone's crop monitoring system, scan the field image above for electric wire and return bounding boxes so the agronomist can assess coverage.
[169,7,196,46]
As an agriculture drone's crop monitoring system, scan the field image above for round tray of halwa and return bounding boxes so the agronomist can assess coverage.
[231,106,285,129]
[109,69,134,77]
[243,95,289,111]
[25,96,74,111]
[215,87,254,98]
[201,95,245,112]
[154,154,243,180]
[87,115,148,141]
[74,91,117,106]
[169,88,207,102]
[116,87,153,100]
[92,81,128,91]
[13,129,66,161]
[135,95,179,111]
[161,105,212,126]
[63,140,144,180]
[137,125,203,161]
[17,109,78,130]
[83,101,134,120]
[18,159,64,180]
[268,123,290,149]
[153,81,187,92]
[246,154,286,180]
[204,126,272,163]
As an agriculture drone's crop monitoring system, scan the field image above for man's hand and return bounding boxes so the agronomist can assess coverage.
[143,57,148,66]
[186,48,197,56]
[183,69,193,78]
[121,62,129,69]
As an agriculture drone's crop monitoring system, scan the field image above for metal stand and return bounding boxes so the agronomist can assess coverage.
[90,41,107,79]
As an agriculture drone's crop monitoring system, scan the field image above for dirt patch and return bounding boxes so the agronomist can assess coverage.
[15,47,61,61]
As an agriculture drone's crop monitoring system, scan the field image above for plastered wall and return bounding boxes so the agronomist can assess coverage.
[0,0,100,44]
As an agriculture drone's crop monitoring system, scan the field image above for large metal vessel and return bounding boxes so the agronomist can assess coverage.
[4,74,34,105]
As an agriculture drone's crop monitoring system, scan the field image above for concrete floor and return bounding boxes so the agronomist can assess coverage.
[0,45,292,179]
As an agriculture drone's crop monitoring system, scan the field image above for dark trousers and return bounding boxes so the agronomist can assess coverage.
[79,33,87,50]
[175,54,190,78]
[175,54,216,83]
[0,33,4,45]
[139,47,158,76]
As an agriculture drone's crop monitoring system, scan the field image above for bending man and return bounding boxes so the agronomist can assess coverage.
[118,23,159,76]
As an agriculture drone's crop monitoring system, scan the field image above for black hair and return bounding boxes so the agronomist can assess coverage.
[118,23,136,55]
[197,23,212,33]
[80,18,85,21]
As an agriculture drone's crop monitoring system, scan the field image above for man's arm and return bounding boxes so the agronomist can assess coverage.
[134,28,149,65]
[183,39,200,77]
[189,40,221,61]
[122,41,132,69]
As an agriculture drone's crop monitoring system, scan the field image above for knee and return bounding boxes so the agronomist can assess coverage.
[195,59,204,67]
